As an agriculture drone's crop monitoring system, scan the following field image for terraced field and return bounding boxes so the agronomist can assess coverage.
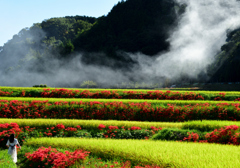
[1,86,240,167]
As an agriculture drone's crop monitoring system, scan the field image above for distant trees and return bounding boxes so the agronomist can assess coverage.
[80,80,98,88]
[59,40,74,56]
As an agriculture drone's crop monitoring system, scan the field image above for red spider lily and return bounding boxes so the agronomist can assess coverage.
[108,126,119,130]
[25,147,89,168]
[98,124,106,130]
[130,126,141,130]
[182,125,240,145]
[183,132,199,142]
[0,89,13,96]
[205,125,240,144]
[150,126,162,132]
[56,124,65,129]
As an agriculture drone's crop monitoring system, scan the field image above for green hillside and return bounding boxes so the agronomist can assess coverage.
[0,0,240,85]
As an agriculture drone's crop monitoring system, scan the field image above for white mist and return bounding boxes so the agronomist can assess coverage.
[148,0,240,80]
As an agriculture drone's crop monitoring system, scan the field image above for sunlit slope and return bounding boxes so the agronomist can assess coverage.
[25,138,240,168]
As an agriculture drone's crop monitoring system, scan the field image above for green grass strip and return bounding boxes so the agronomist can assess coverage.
[0,118,182,129]
[0,150,17,168]
[2,118,240,132]
[25,137,240,168]
[0,86,153,92]
[1,86,240,95]
[182,120,240,131]
[0,96,238,105]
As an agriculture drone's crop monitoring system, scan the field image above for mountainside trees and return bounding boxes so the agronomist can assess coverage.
[74,0,184,59]
[0,16,95,73]
[209,28,240,82]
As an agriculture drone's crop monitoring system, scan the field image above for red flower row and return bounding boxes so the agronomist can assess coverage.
[25,146,89,168]
[0,123,22,139]
[0,123,162,147]
[0,89,13,96]
[2,88,236,100]
[97,124,162,139]
[183,125,240,145]
[1,100,240,121]
[0,123,83,148]
[98,125,161,131]
[26,147,162,168]
[40,89,206,100]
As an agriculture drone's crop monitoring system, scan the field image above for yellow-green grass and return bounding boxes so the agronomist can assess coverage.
[0,118,182,129]
[0,86,151,92]
[183,120,240,131]
[1,86,161,92]
[25,137,240,168]
[0,86,48,90]
[1,86,240,95]
[0,97,237,105]
[2,118,240,131]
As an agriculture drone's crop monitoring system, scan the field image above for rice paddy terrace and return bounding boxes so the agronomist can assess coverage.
[1,86,240,167]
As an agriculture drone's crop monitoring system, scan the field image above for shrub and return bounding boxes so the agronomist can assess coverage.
[80,81,98,88]
[33,84,48,87]
[98,125,161,139]
[152,128,206,141]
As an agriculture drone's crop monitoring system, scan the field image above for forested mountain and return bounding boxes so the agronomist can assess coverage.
[0,0,185,73]
[0,0,240,86]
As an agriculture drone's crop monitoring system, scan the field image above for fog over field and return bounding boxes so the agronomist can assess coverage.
[1,0,240,87]
[138,0,240,80]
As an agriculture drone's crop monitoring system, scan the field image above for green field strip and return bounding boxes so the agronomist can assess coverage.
[25,138,240,168]
[2,118,240,131]
[182,120,240,131]
[0,96,238,105]
[0,118,182,129]
[1,86,240,95]
[0,86,48,91]
[0,86,157,92]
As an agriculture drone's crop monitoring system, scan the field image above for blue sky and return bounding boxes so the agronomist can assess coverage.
[0,0,122,46]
